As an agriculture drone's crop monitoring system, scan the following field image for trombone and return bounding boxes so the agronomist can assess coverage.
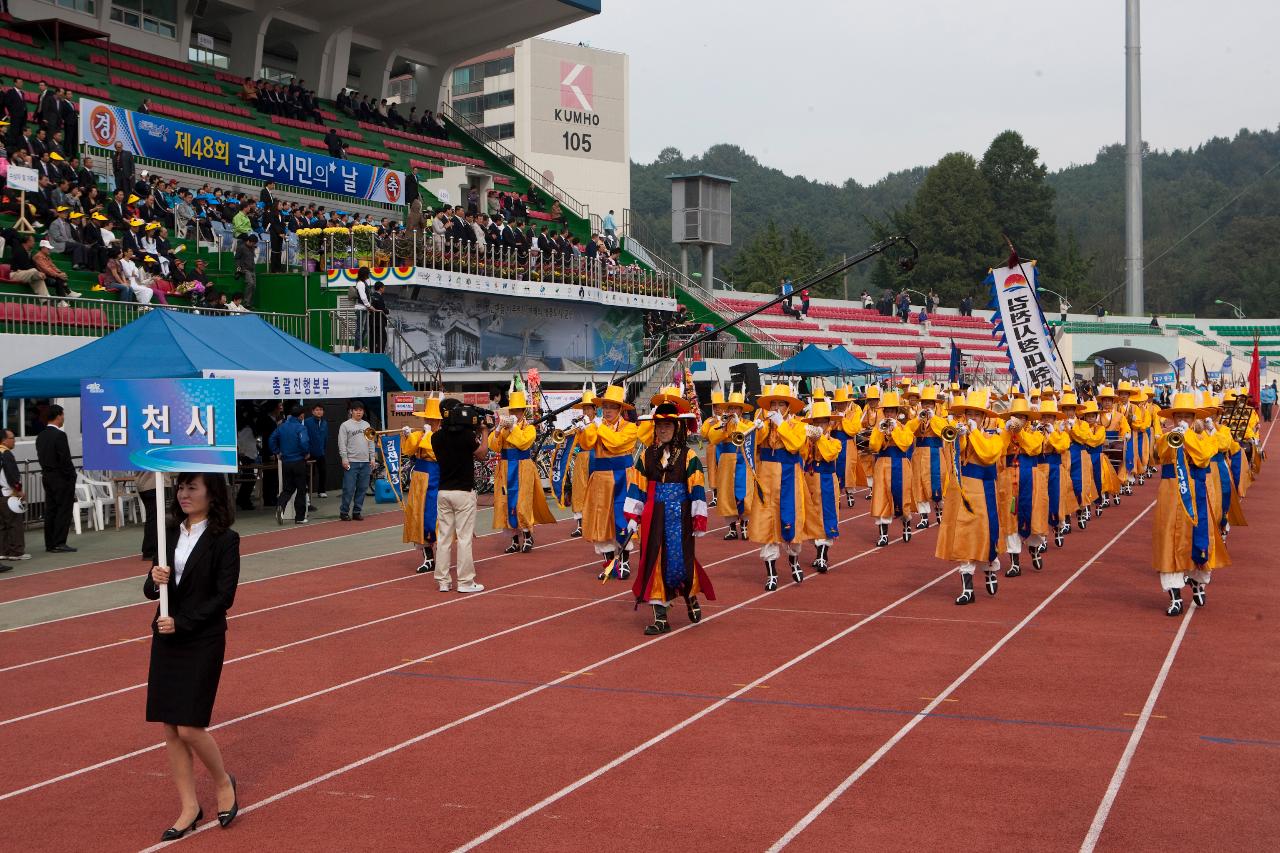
[363,426,424,441]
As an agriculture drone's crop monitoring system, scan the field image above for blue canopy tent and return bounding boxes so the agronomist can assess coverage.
[2,311,382,400]
[760,344,888,377]
[336,353,414,393]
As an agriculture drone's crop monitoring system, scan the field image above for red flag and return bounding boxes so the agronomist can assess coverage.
[1249,336,1262,410]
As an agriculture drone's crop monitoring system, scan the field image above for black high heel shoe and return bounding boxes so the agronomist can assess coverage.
[162,807,203,841]
[218,774,239,828]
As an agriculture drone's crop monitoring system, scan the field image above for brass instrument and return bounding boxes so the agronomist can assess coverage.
[940,424,960,443]
[1166,429,1185,449]
[364,426,423,440]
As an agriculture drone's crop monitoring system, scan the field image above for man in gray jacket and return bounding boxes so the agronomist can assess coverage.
[235,233,258,307]
[337,400,375,521]
[47,207,87,269]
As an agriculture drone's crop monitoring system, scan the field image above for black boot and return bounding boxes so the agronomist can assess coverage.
[789,553,803,584]
[846,490,856,508]
[596,551,616,581]
[916,513,929,530]
[685,596,702,624]
[1166,588,1184,617]
[505,534,521,554]
[901,519,913,543]
[708,491,718,508]
[1055,523,1067,547]
[955,573,975,605]
[1188,577,1206,607]
[618,550,631,580]
[1031,548,1043,571]
[416,547,434,574]
[764,560,778,592]
[1077,510,1088,530]
[935,503,943,524]
[984,570,999,596]
[876,523,889,547]
[814,544,829,573]
[571,521,583,538]
[1006,554,1021,578]
[522,531,535,552]
[644,604,670,635]
[724,520,739,541]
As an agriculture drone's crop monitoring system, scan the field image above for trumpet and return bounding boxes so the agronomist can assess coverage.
[1166,429,1185,449]
[363,426,422,441]
[730,430,748,448]
[940,424,960,443]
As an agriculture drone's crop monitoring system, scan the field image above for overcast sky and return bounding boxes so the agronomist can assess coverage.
[548,0,1280,185]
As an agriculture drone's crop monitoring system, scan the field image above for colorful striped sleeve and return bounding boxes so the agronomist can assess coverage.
[687,451,708,532]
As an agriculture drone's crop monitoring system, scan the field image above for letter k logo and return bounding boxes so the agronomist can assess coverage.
[560,62,593,111]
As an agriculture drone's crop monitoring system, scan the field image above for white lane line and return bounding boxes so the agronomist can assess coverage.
[765,499,1156,852]
[1079,605,1195,853]
[2,519,819,804]
[128,509,899,851]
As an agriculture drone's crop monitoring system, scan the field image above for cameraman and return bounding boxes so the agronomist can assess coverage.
[431,400,491,593]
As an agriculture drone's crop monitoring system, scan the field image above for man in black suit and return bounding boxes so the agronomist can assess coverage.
[3,77,26,149]
[324,127,345,159]
[259,179,275,209]
[111,141,135,195]
[59,91,78,152]
[37,83,60,134]
[36,404,77,553]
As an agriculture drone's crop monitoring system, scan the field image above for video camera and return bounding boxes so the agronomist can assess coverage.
[442,403,490,431]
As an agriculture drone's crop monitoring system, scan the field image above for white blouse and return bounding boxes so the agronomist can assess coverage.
[173,519,208,586]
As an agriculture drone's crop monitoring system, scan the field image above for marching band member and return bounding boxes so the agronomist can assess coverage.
[1223,388,1258,498]
[1038,400,1074,547]
[1000,398,1051,576]
[624,396,713,635]
[705,385,755,540]
[701,388,725,508]
[1202,395,1247,540]
[855,385,881,500]
[1152,392,1229,616]
[831,385,864,508]
[1080,399,1122,513]
[912,385,949,529]
[801,399,843,573]
[867,390,918,546]
[403,394,443,574]
[578,384,640,580]
[489,388,556,552]
[747,383,809,590]
[1118,382,1150,486]
[1061,392,1098,528]
[1098,386,1133,496]
[562,389,597,538]
[935,389,1006,604]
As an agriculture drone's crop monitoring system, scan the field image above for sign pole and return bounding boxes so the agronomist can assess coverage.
[155,472,169,618]
[14,191,35,234]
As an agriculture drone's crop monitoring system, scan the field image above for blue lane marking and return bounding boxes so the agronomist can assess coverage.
[1200,735,1280,749]
[388,671,1131,735]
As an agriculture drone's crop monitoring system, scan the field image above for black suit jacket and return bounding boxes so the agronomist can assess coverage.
[112,151,135,180]
[107,200,127,224]
[144,526,241,638]
[3,87,25,126]
[35,426,74,482]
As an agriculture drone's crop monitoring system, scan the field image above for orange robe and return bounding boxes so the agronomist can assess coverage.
[1152,430,1230,574]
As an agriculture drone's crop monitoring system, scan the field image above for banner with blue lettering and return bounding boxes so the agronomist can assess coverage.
[79,99,406,205]
[378,432,405,503]
[987,261,1062,391]
[81,378,237,472]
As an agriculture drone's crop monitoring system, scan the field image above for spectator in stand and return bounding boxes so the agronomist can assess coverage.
[467,186,480,216]
[235,234,258,307]
[111,141,135,195]
[926,289,940,314]
[37,82,60,134]
[780,276,794,314]
[205,290,229,311]
[33,240,77,300]
[226,293,249,313]
[387,102,406,129]
[239,78,258,106]
[76,212,108,272]
[1096,304,1106,320]
[860,289,874,309]
[603,209,616,245]
[102,246,136,302]
[48,207,87,270]
[324,127,346,160]
[59,91,78,152]
[959,294,973,317]
[138,98,154,115]
[232,200,254,244]
[799,287,811,319]
[1149,313,1160,329]
[3,78,26,149]
[895,289,911,323]
[8,234,53,298]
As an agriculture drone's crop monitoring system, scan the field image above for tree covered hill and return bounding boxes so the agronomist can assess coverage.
[630,126,1280,318]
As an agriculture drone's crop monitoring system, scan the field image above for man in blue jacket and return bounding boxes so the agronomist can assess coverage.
[304,404,330,498]
[269,405,311,524]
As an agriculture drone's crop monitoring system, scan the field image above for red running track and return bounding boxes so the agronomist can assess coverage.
[0,455,1276,852]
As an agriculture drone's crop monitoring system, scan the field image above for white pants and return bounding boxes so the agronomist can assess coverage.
[917,501,932,515]
[874,516,894,525]
[1006,533,1048,555]
[1160,569,1211,591]
[434,490,477,586]
[958,559,1001,575]
[812,538,832,547]
[573,511,582,521]
[760,542,801,561]
[130,284,154,303]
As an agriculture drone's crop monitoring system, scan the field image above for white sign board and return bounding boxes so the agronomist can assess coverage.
[196,33,215,50]
[528,40,626,164]
[6,165,38,192]
[201,369,382,399]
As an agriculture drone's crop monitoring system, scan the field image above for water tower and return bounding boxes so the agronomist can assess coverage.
[668,172,735,290]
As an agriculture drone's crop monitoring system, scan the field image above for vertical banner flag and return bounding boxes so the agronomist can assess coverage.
[987,261,1061,391]
[1172,357,1187,378]
[1249,339,1262,411]
[1221,354,1233,376]
[378,432,405,504]
[948,341,963,385]
[81,378,237,472]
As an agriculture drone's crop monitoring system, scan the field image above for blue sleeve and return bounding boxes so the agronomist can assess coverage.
[268,429,280,455]
[298,423,310,454]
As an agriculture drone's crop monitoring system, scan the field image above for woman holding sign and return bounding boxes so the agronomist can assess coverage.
[142,472,241,839]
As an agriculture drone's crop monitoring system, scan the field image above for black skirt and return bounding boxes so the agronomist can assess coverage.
[146,631,226,727]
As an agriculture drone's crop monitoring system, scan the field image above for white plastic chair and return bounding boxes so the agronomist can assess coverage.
[72,481,103,535]
[78,473,117,529]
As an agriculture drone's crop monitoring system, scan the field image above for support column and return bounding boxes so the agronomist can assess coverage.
[296,28,353,100]
[679,245,689,283]
[701,245,715,292]
[412,63,448,114]
[225,11,273,80]
[358,46,400,101]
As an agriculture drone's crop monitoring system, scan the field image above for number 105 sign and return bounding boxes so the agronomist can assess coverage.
[81,378,238,472]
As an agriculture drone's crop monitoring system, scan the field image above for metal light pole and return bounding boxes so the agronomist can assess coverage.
[1215,299,1246,320]
[1124,0,1145,316]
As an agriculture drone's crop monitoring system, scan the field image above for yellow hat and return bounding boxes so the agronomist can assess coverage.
[1200,393,1222,415]
[950,389,997,418]
[172,244,185,253]
[1096,386,1116,399]
[756,383,804,414]
[864,385,881,401]
[69,211,83,219]
[1005,397,1033,416]
[1130,386,1148,402]
[55,205,70,212]
[1160,391,1203,420]
[811,383,827,401]
[725,388,753,412]
[879,390,903,409]
[831,386,853,404]
[651,385,686,407]
[898,377,911,387]
[412,395,443,420]
[1116,380,1136,395]
[906,385,922,398]
[806,400,838,422]
[709,388,726,409]
[949,382,961,392]
[1059,392,1080,409]
[146,221,161,231]
[1079,400,1100,416]
[597,384,633,411]
[1037,401,1064,419]
[572,390,597,410]
[128,195,140,204]
[50,151,64,161]
[143,255,157,263]
[651,398,693,419]
[505,391,529,411]
[920,386,939,402]
[128,218,144,227]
